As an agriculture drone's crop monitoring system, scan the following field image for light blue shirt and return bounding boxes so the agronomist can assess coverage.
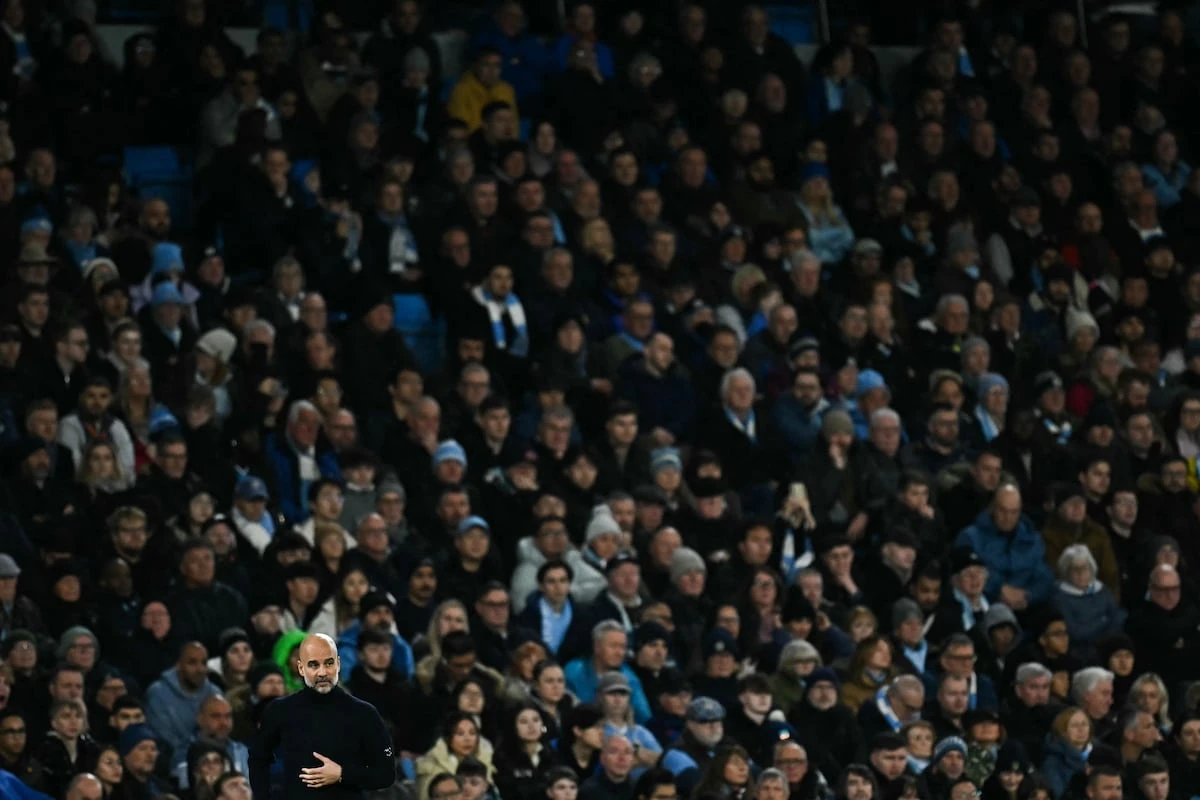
[540,597,572,655]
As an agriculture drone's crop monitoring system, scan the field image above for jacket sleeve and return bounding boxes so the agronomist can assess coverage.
[343,701,397,790]
[249,694,284,798]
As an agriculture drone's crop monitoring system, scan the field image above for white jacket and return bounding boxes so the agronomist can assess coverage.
[510,537,607,614]
[58,413,136,477]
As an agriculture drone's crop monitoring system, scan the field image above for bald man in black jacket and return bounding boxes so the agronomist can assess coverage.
[249,633,396,798]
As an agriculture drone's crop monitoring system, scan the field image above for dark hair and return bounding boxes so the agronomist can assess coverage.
[634,768,676,800]
[427,773,462,800]
[538,559,574,584]
[1087,765,1122,786]
[441,711,479,745]
[441,630,476,658]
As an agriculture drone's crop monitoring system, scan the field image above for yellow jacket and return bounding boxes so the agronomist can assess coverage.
[446,72,518,132]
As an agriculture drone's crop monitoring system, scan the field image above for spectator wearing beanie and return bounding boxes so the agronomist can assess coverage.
[662,546,709,672]
[118,723,169,798]
[917,735,968,800]
[230,661,286,743]
[334,589,415,679]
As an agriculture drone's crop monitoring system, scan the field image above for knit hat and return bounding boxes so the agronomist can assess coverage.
[148,407,180,438]
[855,369,889,399]
[703,628,739,659]
[196,328,237,365]
[1065,308,1100,342]
[248,660,284,693]
[798,162,832,186]
[218,627,251,655]
[1011,186,1041,209]
[690,477,727,499]
[1033,370,1064,400]
[151,242,185,275]
[808,667,840,690]
[0,555,20,579]
[994,740,1032,775]
[961,336,990,359]
[151,281,184,307]
[977,373,1009,398]
[377,477,406,502]
[949,547,985,574]
[891,598,923,632]
[432,440,467,468]
[822,409,854,438]
[650,447,683,475]
[686,697,726,722]
[934,736,968,763]
[56,626,99,661]
[634,622,671,651]
[119,724,157,757]
[358,590,394,620]
[669,547,706,584]
[982,604,1021,636]
[1050,481,1085,508]
[778,639,821,667]
[585,506,621,543]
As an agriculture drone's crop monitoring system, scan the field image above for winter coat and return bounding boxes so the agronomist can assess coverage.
[1040,516,1121,602]
[955,510,1055,606]
[1053,582,1126,661]
[415,737,495,800]
[1039,736,1088,799]
[144,667,221,758]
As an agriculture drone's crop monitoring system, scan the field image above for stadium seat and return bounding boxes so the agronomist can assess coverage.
[392,293,444,373]
[124,146,194,231]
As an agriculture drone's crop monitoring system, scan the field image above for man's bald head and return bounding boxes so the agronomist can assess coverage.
[298,633,341,693]
[67,773,103,800]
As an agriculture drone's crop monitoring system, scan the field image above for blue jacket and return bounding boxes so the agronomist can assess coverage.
[336,620,414,677]
[0,769,52,800]
[564,658,651,724]
[955,510,1055,606]
[1040,736,1088,798]
[1054,584,1127,659]
[263,432,341,526]
[144,667,221,758]
[1141,161,1192,210]
[616,357,696,440]
[800,205,855,266]
[772,396,829,465]
[468,22,555,106]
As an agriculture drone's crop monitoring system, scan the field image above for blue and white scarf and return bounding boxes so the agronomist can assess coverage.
[974,405,1000,442]
[873,685,910,732]
[378,212,419,273]
[472,285,529,357]
[953,587,988,632]
[725,407,757,442]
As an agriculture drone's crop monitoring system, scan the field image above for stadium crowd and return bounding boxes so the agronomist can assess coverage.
[3,1,1200,800]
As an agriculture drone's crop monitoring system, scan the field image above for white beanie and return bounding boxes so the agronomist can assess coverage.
[585,505,621,543]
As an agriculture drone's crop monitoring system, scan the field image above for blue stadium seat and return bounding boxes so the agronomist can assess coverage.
[392,293,444,373]
[766,3,817,45]
[124,146,194,230]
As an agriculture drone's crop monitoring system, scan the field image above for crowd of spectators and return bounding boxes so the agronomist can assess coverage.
[4,1,1200,800]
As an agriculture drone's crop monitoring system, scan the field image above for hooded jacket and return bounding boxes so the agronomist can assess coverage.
[143,666,221,758]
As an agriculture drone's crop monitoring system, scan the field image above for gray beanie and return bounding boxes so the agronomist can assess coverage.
[669,547,707,584]
[585,506,621,544]
[57,626,100,661]
[822,409,854,438]
[779,639,821,669]
[891,598,924,632]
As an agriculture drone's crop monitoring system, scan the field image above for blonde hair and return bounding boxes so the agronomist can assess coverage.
[425,600,470,662]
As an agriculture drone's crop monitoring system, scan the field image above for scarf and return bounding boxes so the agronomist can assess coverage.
[1040,414,1072,445]
[873,686,910,732]
[1056,579,1101,596]
[907,755,930,774]
[953,587,988,632]
[902,640,929,674]
[974,405,1000,442]
[725,407,757,442]
[472,286,529,357]
[378,212,419,274]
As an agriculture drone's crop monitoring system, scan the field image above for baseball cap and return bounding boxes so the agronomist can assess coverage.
[235,475,269,501]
